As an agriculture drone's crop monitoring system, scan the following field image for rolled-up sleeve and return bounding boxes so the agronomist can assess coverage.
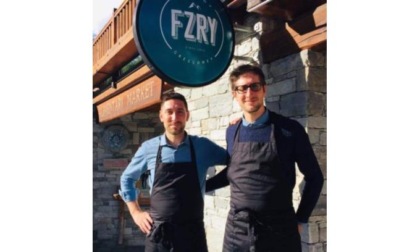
[119,144,149,202]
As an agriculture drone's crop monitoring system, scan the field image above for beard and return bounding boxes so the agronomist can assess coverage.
[166,122,185,135]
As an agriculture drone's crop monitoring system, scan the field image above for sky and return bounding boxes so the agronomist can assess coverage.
[93,0,124,35]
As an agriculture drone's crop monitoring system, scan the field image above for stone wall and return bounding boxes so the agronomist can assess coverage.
[265,50,327,252]
[93,111,163,250]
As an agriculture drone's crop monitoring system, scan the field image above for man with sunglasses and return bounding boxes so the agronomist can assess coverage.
[206,64,324,251]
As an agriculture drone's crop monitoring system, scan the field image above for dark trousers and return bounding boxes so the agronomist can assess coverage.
[145,221,208,252]
[223,210,301,252]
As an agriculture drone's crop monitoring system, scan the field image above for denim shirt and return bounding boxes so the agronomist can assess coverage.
[120,134,228,202]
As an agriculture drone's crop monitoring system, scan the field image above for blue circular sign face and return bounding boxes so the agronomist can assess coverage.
[134,0,234,87]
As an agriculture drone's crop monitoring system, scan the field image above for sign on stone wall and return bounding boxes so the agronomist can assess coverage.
[133,0,234,87]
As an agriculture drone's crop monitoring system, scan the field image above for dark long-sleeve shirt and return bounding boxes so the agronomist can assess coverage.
[206,109,324,223]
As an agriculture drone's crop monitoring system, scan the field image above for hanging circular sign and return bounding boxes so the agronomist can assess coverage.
[134,0,234,87]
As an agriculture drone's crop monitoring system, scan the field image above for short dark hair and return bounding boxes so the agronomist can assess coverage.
[229,64,266,90]
[160,92,188,111]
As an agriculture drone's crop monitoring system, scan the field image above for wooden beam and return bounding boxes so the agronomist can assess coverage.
[93,28,138,87]
[227,0,247,8]
[247,0,325,21]
[259,3,326,63]
[93,64,154,105]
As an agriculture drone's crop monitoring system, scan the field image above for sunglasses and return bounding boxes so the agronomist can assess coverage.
[234,82,263,94]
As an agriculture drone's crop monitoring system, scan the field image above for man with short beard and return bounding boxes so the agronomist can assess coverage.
[120,92,228,252]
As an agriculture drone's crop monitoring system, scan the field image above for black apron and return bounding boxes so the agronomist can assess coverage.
[145,137,208,252]
[223,123,301,252]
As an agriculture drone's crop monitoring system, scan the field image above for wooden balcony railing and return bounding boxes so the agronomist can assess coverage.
[92,0,138,87]
[92,0,326,87]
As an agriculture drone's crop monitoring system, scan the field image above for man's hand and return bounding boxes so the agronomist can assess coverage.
[229,117,241,125]
[298,223,304,234]
[126,201,154,235]
[132,210,154,235]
